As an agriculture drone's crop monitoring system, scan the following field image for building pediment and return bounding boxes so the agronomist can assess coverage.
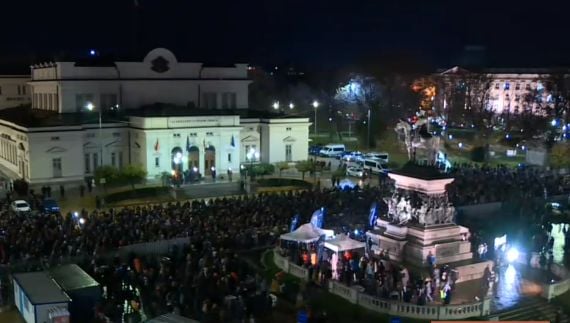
[46,146,67,153]
[283,136,296,142]
[241,135,259,143]
[83,142,97,149]
[105,140,123,148]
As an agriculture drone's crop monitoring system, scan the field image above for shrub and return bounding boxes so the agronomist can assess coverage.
[105,187,170,204]
[470,146,486,162]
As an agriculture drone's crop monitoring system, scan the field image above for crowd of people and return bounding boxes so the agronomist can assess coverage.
[447,164,568,206]
[0,161,568,321]
[0,187,384,321]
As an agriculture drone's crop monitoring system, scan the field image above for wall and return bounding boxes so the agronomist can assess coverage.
[30,49,251,112]
[0,76,30,110]
[13,279,35,323]
[264,119,310,163]
[36,303,69,323]
[135,115,242,178]
[26,125,129,184]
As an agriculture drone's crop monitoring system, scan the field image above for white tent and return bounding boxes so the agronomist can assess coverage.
[280,223,334,243]
[324,234,366,253]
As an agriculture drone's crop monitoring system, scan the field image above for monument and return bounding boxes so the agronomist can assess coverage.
[367,163,473,268]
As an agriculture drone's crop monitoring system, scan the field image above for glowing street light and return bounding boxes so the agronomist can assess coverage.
[85,102,103,166]
[272,101,280,110]
[289,102,294,109]
[312,100,319,135]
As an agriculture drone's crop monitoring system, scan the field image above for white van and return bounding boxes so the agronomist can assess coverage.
[363,158,388,174]
[365,152,389,164]
[319,144,346,157]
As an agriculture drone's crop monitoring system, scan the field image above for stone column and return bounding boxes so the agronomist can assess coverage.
[199,147,205,176]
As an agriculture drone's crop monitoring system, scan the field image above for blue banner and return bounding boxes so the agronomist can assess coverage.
[290,214,300,232]
[310,207,326,228]
[369,202,378,228]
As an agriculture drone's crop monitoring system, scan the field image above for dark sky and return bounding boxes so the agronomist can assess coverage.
[1,0,569,72]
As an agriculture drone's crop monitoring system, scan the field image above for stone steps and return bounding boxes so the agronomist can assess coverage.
[497,298,568,323]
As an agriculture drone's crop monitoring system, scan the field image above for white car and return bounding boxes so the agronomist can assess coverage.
[341,152,364,162]
[11,200,31,213]
[346,166,365,178]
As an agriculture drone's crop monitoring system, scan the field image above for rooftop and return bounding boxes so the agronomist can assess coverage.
[49,264,100,291]
[130,104,300,119]
[389,162,453,180]
[13,272,71,305]
[0,105,306,129]
[0,107,119,128]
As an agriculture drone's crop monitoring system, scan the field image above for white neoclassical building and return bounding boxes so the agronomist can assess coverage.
[0,48,310,184]
[0,75,30,110]
[437,66,569,115]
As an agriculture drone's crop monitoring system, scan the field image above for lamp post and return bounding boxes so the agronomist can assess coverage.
[312,100,319,135]
[246,148,259,180]
[86,102,103,167]
[272,101,280,110]
[367,108,371,149]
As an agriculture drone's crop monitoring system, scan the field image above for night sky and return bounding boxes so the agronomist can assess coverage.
[1,0,570,72]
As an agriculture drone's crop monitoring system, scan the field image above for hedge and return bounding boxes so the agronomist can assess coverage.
[105,187,170,204]
[256,178,313,188]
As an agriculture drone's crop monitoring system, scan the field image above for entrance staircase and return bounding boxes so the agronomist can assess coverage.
[494,297,568,323]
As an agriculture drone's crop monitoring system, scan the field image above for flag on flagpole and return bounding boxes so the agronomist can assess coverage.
[310,208,326,229]
[290,214,300,232]
[368,202,378,228]
[154,139,159,152]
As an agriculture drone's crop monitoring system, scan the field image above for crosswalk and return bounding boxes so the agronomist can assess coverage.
[496,297,568,323]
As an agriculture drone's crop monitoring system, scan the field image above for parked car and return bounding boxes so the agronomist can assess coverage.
[365,152,389,163]
[308,145,323,156]
[363,158,389,174]
[319,144,346,157]
[340,151,364,162]
[11,200,31,213]
[42,198,60,213]
[346,166,365,178]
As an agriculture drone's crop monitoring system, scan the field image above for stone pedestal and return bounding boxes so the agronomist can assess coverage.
[404,224,473,267]
[365,164,490,282]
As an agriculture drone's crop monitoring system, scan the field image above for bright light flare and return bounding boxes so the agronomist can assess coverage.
[506,247,519,263]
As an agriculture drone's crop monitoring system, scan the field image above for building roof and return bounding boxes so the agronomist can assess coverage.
[146,313,200,323]
[0,105,306,130]
[390,162,453,180]
[49,264,100,291]
[0,107,126,128]
[127,104,302,119]
[13,272,71,305]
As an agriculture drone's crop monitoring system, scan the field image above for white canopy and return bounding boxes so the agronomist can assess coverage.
[324,234,366,253]
[280,223,334,243]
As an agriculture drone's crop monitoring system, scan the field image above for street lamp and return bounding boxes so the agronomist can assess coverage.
[289,102,294,109]
[312,100,319,135]
[272,101,280,110]
[246,148,260,179]
[86,102,103,167]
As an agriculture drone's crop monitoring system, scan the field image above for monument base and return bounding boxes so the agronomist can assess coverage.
[404,224,473,267]
[369,220,474,267]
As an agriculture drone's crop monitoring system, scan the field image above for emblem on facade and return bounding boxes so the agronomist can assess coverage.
[151,56,170,73]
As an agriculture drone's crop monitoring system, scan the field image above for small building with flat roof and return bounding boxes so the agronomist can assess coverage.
[12,272,71,323]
